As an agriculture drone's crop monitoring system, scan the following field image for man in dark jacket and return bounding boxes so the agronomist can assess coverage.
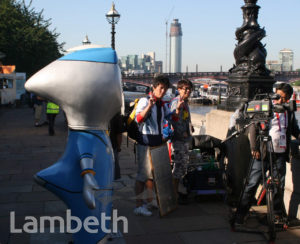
[235,83,300,224]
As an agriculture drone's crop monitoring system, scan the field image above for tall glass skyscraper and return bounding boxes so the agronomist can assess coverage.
[169,19,182,73]
[279,48,293,71]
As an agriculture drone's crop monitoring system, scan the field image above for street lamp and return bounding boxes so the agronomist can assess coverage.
[106,2,120,50]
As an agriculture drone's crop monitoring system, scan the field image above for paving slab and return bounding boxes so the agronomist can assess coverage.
[28,227,72,244]
[44,201,68,214]
[0,202,44,217]
[179,229,265,244]
[124,233,183,244]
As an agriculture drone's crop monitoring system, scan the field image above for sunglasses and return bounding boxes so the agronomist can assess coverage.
[179,87,191,91]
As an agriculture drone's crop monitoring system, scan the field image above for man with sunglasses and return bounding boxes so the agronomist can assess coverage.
[235,82,300,224]
[170,79,194,204]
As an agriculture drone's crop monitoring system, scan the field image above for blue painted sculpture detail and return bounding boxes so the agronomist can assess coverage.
[25,47,122,243]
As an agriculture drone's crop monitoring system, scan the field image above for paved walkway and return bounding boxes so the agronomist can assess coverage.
[0,107,300,244]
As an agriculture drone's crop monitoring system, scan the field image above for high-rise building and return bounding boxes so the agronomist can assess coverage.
[155,61,163,73]
[169,19,182,73]
[279,48,293,71]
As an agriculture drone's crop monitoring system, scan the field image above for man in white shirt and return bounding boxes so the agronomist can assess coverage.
[133,75,171,216]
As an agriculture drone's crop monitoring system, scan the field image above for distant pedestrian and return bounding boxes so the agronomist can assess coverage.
[46,101,59,136]
[170,79,194,204]
[32,95,46,127]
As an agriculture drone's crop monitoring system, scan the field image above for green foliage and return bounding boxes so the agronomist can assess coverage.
[0,0,64,77]
[291,80,300,86]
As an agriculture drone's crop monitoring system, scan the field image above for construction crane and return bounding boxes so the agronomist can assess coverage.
[165,6,174,73]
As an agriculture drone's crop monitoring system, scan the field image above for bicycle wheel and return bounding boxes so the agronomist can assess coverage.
[266,187,276,242]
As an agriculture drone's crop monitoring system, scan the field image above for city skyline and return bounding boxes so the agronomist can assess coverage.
[23,0,300,72]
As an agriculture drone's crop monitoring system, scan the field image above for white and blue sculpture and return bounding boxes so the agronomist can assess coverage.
[25,47,122,243]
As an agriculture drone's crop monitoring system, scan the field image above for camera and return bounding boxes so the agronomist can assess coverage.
[243,93,297,122]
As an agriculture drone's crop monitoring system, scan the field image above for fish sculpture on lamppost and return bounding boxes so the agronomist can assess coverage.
[220,0,275,111]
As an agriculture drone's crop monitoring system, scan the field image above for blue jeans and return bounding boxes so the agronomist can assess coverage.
[238,154,286,216]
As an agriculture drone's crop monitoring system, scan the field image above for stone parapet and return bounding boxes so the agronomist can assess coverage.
[204,109,233,140]
[190,113,206,135]
[191,109,233,139]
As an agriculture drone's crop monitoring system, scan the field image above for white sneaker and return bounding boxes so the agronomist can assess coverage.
[133,206,152,216]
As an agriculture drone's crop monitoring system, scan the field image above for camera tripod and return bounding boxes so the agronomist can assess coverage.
[229,121,288,243]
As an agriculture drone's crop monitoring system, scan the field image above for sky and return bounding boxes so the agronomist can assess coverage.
[23,0,300,72]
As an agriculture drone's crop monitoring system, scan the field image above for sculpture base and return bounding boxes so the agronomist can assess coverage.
[218,74,275,111]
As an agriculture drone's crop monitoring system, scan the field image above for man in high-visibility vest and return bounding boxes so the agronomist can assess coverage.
[46,102,59,136]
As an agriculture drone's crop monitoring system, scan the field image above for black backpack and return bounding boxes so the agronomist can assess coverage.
[124,98,141,141]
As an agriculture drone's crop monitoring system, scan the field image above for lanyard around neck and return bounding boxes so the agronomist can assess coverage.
[275,112,286,132]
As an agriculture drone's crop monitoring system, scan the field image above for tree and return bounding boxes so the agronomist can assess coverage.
[0,0,64,78]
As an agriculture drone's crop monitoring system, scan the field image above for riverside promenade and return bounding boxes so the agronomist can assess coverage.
[0,107,300,244]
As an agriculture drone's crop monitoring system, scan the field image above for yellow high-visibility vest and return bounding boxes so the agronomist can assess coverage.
[47,102,59,114]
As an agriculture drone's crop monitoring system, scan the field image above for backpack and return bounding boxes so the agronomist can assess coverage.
[124,98,141,141]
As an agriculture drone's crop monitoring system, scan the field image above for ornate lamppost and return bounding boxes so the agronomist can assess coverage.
[221,0,275,111]
[106,2,120,50]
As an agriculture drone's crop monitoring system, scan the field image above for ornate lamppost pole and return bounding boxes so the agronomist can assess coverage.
[216,0,276,204]
[106,2,120,50]
[221,0,275,111]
